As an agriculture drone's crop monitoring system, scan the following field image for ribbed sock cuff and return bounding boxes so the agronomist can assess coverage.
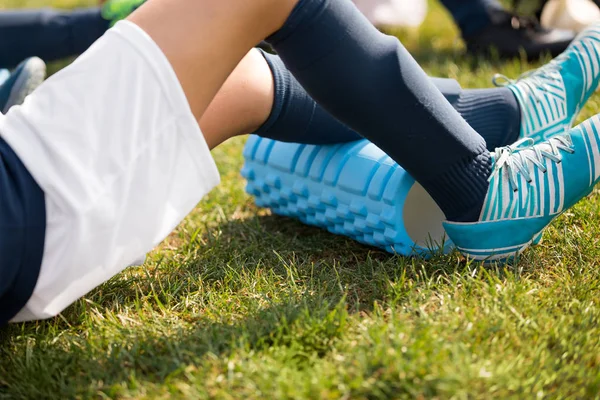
[421,142,492,222]
[453,88,521,150]
[253,49,322,143]
[253,50,288,137]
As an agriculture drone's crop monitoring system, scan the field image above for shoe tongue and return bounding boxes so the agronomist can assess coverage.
[535,141,555,154]
[516,141,558,166]
[489,151,499,169]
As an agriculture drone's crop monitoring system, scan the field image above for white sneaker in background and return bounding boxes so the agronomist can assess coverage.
[353,0,428,28]
[541,0,600,33]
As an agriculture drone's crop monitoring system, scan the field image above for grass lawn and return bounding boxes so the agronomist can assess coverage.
[2,1,600,399]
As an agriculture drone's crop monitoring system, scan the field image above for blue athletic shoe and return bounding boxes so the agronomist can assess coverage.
[0,69,10,86]
[494,23,600,143]
[0,57,46,114]
[444,115,600,261]
[242,136,452,256]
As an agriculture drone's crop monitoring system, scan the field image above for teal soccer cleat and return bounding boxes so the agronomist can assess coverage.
[495,23,600,143]
[444,115,600,261]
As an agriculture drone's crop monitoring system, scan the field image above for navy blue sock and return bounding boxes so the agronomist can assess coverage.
[450,88,521,149]
[266,0,492,222]
[427,79,521,148]
[439,0,504,37]
[0,8,109,67]
[256,50,360,144]
[256,51,521,150]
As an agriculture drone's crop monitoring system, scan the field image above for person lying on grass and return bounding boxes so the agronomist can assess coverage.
[1,0,600,325]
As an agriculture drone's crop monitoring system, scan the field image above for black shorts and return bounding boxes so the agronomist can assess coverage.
[0,135,45,325]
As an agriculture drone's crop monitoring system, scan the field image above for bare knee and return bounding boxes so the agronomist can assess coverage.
[200,49,275,145]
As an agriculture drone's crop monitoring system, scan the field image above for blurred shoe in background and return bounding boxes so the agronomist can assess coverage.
[441,0,576,59]
[0,57,46,113]
[540,0,600,33]
[0,69,9,86]
[353,0,428,28]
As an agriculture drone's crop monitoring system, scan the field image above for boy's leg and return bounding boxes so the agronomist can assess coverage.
[4,0,481,323]
[128,0,298,127]
[228,20,600,147]
[265,0,491,223]
[4,0,598,323]
[200,48,521,149]
[230,24,600,256]
[134,0,600,263]
[199,49,278,147]
[257,0,600,260]
[2,21,215,322]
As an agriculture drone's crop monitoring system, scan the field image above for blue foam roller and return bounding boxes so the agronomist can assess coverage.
[241,135,454,256]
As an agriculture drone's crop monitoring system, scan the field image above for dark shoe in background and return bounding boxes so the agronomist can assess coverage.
[464,10,575,59]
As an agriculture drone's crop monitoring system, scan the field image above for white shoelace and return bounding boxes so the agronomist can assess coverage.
[492,53,569,103]
[490,134,575,192]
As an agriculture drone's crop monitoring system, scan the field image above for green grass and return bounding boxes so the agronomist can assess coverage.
[2,1,600,399]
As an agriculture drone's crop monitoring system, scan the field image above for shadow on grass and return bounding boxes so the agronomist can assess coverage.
[0,214,471,397]
[4,212,467,330]
[0,293,349,398]
[189,213,462,297]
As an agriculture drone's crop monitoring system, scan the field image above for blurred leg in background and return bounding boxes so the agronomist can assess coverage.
[0,0,144,67]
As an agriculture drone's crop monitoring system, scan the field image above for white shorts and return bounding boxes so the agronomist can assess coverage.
[0,21,220,322]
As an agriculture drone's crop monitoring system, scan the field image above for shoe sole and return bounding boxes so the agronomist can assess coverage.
[455,178,597,262]
[455,231,542,262]
[242,135,454,257]
[532,231,544,246]
[3,57,46,114]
